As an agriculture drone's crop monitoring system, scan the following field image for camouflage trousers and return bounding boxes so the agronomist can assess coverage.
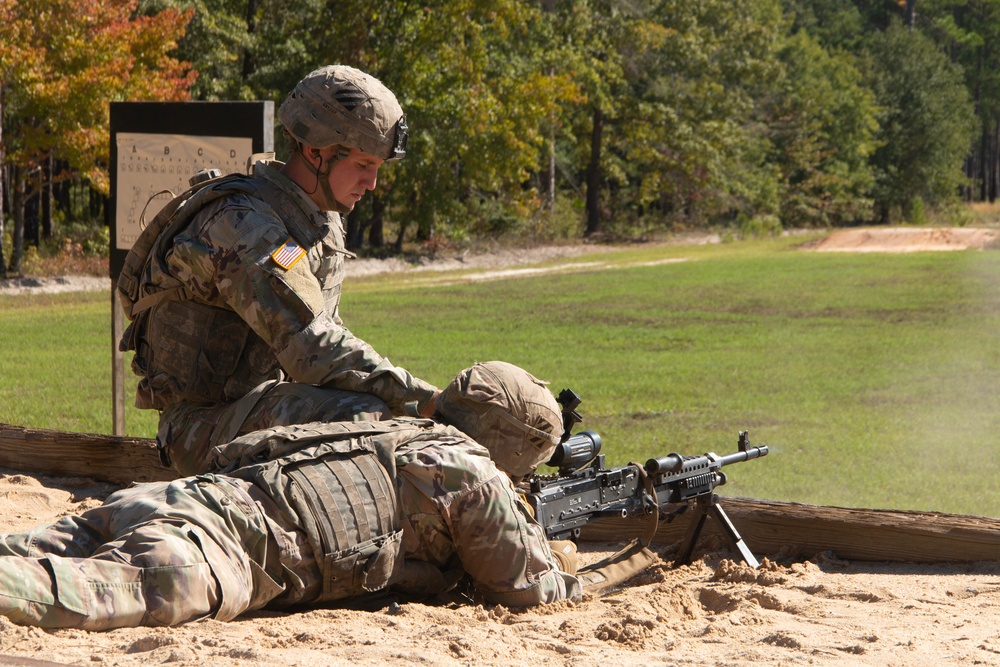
[157,380,391,475]
[0,476,282,630]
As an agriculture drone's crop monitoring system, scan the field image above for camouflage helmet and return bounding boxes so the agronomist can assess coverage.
[437,361,562,478]
[277,65,408,162]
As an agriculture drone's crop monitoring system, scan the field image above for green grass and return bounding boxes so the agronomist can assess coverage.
[3,234,1000,516]
[0,292,160,437]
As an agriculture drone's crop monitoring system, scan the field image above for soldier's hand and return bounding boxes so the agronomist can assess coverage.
[419,390,441,418]
[549,540,579,575]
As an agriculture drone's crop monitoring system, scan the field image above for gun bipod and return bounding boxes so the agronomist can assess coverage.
[674,494,760,568]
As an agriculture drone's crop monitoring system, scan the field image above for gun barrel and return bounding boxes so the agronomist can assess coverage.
[718,444,768,467]
[644,444,769,475]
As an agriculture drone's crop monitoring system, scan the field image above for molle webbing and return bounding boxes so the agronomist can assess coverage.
[284,452,401,601]
[118,175,247,321]
[119,173,301,320]
[117,168,315,409]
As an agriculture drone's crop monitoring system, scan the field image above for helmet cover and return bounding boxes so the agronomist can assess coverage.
[278,65,407,161]
[437,361,562,478]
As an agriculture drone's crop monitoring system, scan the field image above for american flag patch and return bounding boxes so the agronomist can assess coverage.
[271,238,306,270]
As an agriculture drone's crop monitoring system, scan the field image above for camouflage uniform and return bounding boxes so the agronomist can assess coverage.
[213,419,581,607]
[0,475,279,629]
[119,65,435,476]
[393,428,579,606]
[0,419,580,630]
[128,159,436,476]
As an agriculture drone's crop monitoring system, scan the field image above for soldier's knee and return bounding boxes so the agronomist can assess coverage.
[157,404,220,476]
[140,561,219,626]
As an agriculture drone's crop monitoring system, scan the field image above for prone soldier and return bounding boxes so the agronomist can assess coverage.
[0,363,584,630]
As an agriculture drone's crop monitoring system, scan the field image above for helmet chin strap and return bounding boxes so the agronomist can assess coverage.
[301,145,353,214]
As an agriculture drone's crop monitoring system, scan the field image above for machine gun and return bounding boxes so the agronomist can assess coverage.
[522,427,769,567]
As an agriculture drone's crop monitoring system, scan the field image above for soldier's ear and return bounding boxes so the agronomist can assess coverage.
[302,145,322,165]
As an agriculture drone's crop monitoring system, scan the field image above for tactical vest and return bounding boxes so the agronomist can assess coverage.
[221,420,435,603]
[116,164,341,410]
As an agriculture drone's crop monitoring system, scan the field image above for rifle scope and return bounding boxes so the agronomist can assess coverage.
[545,430,602,473]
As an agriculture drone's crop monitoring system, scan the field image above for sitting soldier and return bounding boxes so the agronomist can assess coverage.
[0,362,588,630]
[118,64,440,477]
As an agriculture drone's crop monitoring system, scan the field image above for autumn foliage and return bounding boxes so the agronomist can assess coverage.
[0,0,196,194]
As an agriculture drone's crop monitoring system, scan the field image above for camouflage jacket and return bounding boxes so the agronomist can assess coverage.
[213,419,582,607]
[124,160,436,413]
[394,427,582,606]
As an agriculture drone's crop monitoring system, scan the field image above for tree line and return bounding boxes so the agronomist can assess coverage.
[1,0,996,277]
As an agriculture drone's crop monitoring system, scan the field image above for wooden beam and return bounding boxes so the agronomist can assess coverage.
[581,497,1000,563]
[2,423,999,564]
[0,423,171,485]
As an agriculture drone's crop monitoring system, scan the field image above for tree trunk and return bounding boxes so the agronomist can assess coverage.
[416,213,431,242]
[584,107,604,236]
[966,43,982,203]
[368,193,384,248]
[41,152,53,241]
[345,207,363,250]
[904,0,917,28]
[242,0,258,81]
[53,165,71,214]
[545,126,556,215]
[24,186,38,247]
[541,2,556,215]
[0,191,5,277]
[395,198,414,253]
[0,86,6,280]
[992,115,999,203]
[8,165,25,274]
[394,222,406,253]
[91,188,106,220]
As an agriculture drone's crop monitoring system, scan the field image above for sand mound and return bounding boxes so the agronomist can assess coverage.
[808,227,1000,253]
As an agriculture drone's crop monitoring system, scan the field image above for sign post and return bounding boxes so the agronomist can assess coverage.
[108,102,273,435]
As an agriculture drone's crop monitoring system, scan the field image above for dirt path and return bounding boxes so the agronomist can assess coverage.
[3,226,997,297]
[806,226,1000,252]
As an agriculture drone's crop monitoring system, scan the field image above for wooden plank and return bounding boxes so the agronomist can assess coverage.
[2,423,999,564]
[581,496,1000,563]
[0,423,171,485]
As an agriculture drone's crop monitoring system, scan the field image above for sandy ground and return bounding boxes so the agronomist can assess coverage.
[0,470,998,667]
[2,227,999,666]
[806,226,1000,252]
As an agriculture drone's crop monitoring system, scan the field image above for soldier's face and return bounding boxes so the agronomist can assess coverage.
[324,146,384,211]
